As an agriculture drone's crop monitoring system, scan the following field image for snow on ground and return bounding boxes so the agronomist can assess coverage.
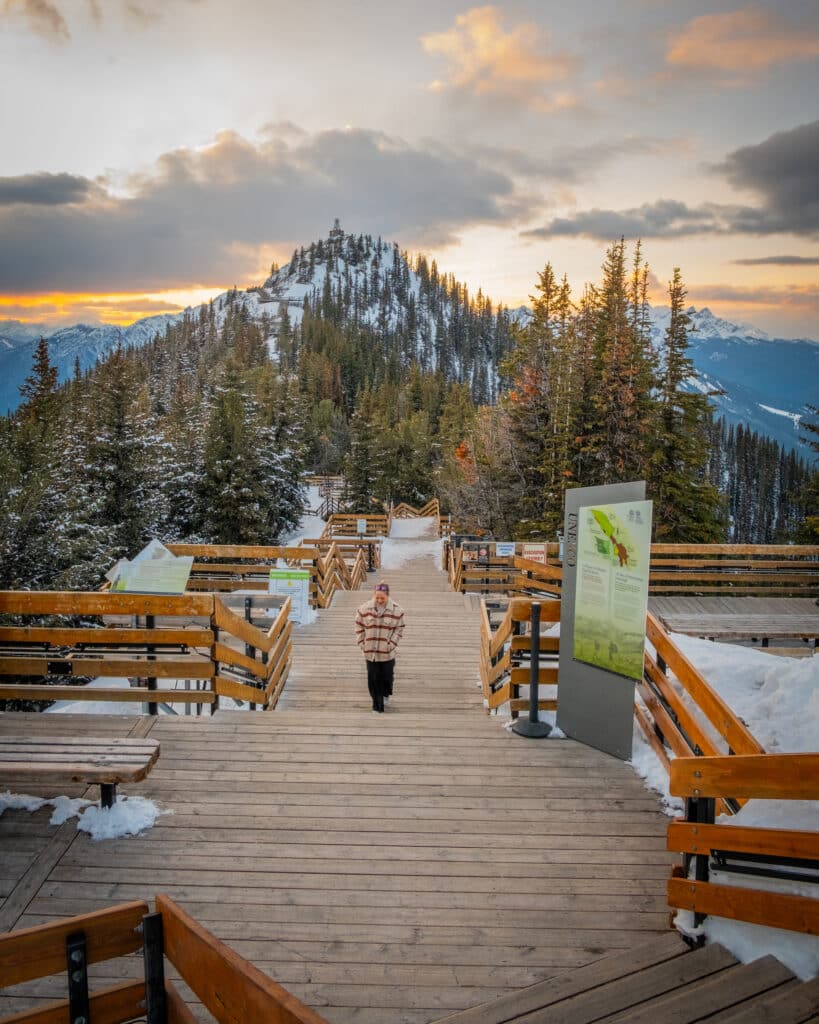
[0,790,166,839]
[281,512,326,545]
[375,517,443,572]
[389,516,437,539]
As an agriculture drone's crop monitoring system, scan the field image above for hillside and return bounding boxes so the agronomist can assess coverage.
[1,227,816,456]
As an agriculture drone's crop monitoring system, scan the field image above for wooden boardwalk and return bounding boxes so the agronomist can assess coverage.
[0,524,675,1023]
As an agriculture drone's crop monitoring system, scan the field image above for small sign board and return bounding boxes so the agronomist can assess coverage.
[521,543,547,564]
[269,568,311,623]
[108,539,193,595]
[495,541,516,557]
[356,518,367,535]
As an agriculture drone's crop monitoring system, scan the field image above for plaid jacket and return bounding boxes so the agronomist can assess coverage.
[354,598,405,662]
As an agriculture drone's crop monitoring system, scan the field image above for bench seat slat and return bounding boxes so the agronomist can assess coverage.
[0,761,156,784]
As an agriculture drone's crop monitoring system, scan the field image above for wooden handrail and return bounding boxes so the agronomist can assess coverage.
[670,753,819,800]
[0,898,329,1024]
[644,612,764,759]
[0,589,293,712]
[157,895,330,1024]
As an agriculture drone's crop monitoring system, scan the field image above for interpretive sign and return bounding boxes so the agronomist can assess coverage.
[556,480,647,760]
[268,568,311,623]
[109,539,193,595]
[573,500,653,681]
[356,518,367,535]
[495,542,516,557]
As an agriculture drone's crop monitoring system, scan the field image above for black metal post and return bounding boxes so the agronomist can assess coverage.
[685,795,715,926]
[367,541,374,572]
[244,597,257,711]
[145,613,157,716]
[66,932,90,1024]
[211,625,220,715]
[512,602,552,738]
[100,783,116,808]
[142,911,168,1024]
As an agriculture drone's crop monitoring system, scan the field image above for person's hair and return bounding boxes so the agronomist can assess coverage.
[374,582,389,594]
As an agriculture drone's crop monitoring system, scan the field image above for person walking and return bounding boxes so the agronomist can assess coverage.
[354,581,405,713]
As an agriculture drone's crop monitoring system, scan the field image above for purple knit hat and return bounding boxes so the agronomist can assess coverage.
[374,582,390,594]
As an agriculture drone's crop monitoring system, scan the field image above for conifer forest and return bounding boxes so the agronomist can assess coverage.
[1,230,815,592]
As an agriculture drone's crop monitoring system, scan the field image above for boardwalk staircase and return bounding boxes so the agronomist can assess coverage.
[435,931,819,1023]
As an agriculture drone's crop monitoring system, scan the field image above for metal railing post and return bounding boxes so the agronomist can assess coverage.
[512,602,552,738]
[145,613,157,716]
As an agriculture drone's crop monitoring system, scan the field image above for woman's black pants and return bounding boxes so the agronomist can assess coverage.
[366,659,395,712]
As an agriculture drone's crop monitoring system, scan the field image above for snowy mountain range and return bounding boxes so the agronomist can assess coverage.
[1,231,815,456]
[0,314,179,415]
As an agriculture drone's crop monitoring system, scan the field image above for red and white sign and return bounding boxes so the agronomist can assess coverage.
[521,543,547,564]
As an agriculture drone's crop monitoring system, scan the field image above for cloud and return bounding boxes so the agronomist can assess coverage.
[716,120,819,234]
[0,172,99,206]
[469,136,684,184]
[525,120,819,241]
[3,0,68,42]
[421,6,581,113]
[666,8,819,77]
[732,255,819,266]
[1,0,200,40]
[688,283,819,311]
[0,126,540,293]
[523,198,732,240]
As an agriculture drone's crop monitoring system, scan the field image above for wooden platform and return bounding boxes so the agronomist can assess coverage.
[649,596,819,654]
[1,530,675,1023]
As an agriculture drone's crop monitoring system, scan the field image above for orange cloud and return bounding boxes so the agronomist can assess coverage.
[667,8,819,75]
[421,6,581,113]
[0,289,222,326]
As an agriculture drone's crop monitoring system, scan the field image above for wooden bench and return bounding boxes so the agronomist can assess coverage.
[0,736,160,807]
[657,612,819,651]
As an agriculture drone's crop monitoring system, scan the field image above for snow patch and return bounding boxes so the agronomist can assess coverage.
[380,537,443,570]
[78,796,168,840]
[759,404,802,428]
[1,790,167,839]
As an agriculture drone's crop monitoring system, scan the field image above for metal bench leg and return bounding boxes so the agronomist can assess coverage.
[100,783,117,808]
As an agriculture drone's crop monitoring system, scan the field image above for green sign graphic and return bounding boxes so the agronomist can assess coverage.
[572,499,653,681]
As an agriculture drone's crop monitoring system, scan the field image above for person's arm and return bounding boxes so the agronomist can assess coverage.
[354,608,367,651]
[389,608,405,651]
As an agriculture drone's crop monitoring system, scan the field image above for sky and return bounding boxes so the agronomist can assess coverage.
[0,0,818,337]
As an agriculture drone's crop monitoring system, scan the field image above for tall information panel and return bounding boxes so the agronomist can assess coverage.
[556,481,650,760]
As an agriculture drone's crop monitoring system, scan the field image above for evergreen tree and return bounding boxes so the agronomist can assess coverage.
[648,269,724,541]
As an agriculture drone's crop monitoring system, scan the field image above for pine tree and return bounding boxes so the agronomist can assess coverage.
[648,269,724,541]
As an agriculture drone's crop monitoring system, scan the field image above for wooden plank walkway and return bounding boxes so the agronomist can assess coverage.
[0,525,676,1023]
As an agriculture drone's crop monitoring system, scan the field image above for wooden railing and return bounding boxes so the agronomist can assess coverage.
[0,895,329,1024]
[650,544,819,596]
[392,497,453,538]
[635,612,765,780]
[667,754,819,937]
[301,536,382,573]
[0,590,293,712]
[313,541,368,608]
[479,597,560,715]
[476,591,818,940]
[322,512,391,538]
[446,546,561,597]
[167,542,319,599]
[445,541,819,598]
